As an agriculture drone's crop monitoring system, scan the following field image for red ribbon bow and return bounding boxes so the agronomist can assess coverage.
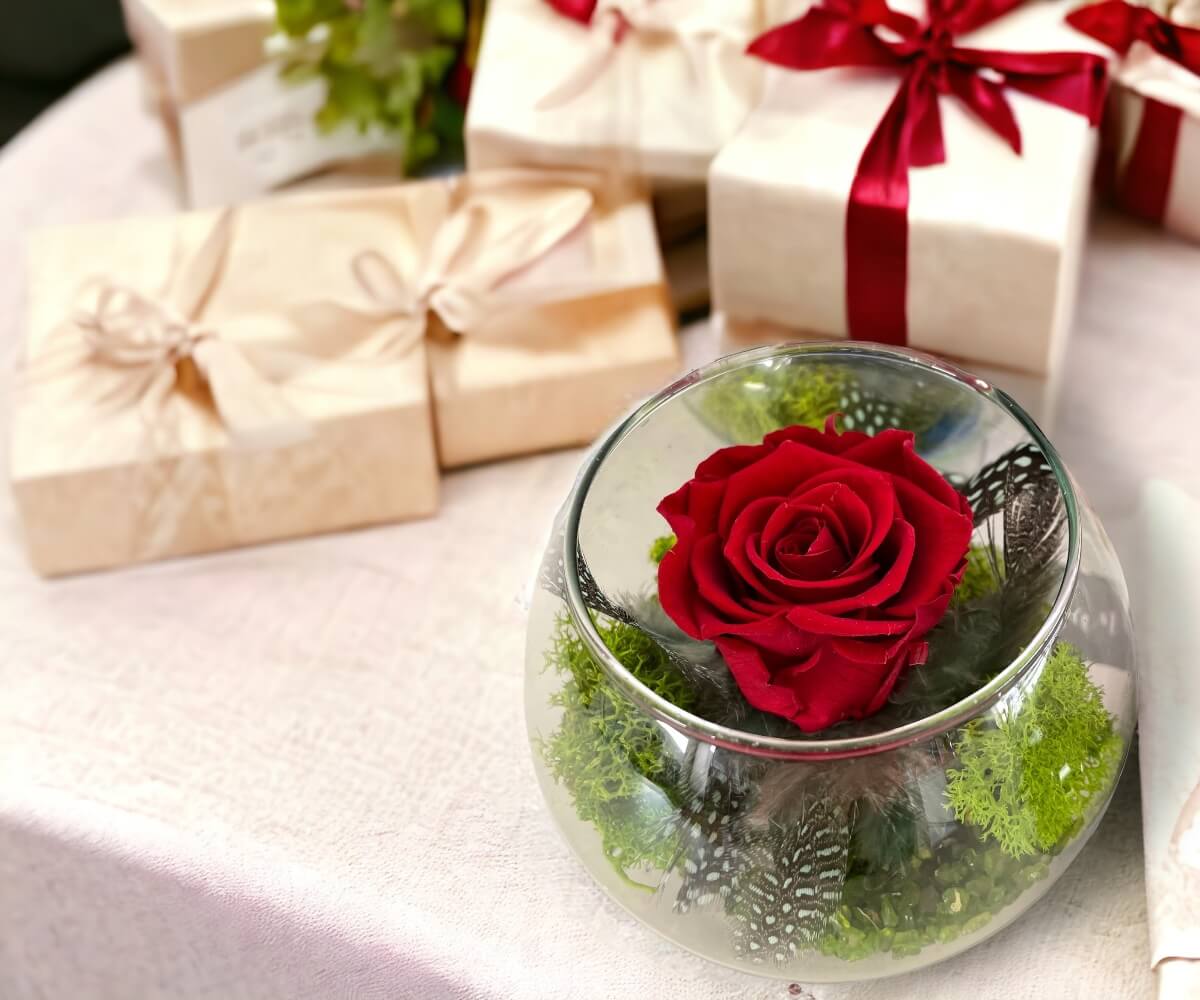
[1067,0,1200,67]
[545,0,599,23]
[1067,0,1200,224]
[749,0,1108,346]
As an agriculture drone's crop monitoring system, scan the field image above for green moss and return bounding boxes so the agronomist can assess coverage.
[274,0,468,169]
[649,535,676,565]
[697,364,851,444]
[945,642,1123,858]
[695,363,974,447]
[953,545,1003,606]
[541,614,694,886]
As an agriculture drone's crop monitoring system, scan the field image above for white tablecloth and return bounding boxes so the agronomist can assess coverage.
[4,58,1197,1000]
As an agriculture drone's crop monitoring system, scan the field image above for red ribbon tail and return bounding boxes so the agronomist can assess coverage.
[845,78,929,346]
[1118,96,1182,224]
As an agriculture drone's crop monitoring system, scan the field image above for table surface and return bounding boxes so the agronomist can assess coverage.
[2,57,1198,1000]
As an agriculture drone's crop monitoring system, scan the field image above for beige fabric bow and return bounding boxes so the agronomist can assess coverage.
[537,0,749,109]
[336,173,598,359]
[59,173,601,450]
[70,211,311,449]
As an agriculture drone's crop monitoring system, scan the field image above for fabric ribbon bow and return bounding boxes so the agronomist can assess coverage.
[749,0,1108,346]
[539,0,742,108]
[1067,0,1200,222]
[71,211,311,449]
[64,174,599,449]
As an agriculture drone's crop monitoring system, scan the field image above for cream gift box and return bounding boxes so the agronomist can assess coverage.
[465,0,768,185]
[12,189,440,576]
[121,0,394,208]
[710,0,1110,378]
[121,0,275,108]
[1068,0,1200,242]
[11,173,678,575]
[409,171,681,467]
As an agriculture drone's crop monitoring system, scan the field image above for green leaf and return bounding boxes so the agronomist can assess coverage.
[945,642,1123,858]
[275,0,347,37]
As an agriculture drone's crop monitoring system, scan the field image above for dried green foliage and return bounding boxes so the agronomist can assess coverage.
[648,534,676,565]
[946,643,1123,858]
[696,363,852,444]
[273,0,469,168]
[694,363,974,448]
[953,543,1003,607]
[540,614,693,885]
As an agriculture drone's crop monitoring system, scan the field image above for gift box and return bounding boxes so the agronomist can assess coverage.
[121,0,274,108]
[121,0,396,207]
[1068,0,1200,242]
[709,0,1110,378]
[11,174,678,576]
[417,172,680,467]
[465,0,768,184]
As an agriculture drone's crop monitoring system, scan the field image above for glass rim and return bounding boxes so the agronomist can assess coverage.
[560,341,1081,761]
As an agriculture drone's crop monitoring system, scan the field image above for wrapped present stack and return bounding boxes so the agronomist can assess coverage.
[12,173,677,575]
[119,0,477,206]
[710,0,1109,394]
[466,0,768,183]
[26,0,1200,573]
[1068,0,1200,242]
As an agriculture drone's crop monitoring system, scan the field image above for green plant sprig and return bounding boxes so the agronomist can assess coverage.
[274,0,467,169]
[945,642,1123,858]
[540,613,694,888]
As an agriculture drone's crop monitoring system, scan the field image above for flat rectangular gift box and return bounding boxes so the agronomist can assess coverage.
[11,174,678,576]
[121,0,395,208]
[710,0,1110,379]
[1097,3,1200,242]
[420,172,681,467]
[121,0,275,108]
[465,0,768,184]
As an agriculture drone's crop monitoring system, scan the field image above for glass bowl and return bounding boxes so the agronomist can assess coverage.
[525,343,1134,982]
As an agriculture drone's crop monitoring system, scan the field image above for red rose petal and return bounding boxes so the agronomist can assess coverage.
[842,428,968,513]
[657,542,702,638]
[656,416,974,732]
[714,636,807,720]
[761,483,854,554]
[784,603,911,638]
[691,534,760,623]
[723,495,790,595]
[886,476,974,615]
[763,420,872,456]
[717,439,869,536]
[747,540,879,601]
[805,518,916,615]
[772,644,902,731]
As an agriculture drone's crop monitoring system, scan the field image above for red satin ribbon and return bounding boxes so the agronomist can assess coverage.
[749,0,1108,346]
[1067,0,1200,224]
[545,0,598,24]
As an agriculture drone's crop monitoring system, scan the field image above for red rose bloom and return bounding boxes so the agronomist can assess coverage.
[657,420,974,732]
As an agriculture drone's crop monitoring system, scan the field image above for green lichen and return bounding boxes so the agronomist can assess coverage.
[273,0,472,169]
[541,614,693,886]
[953,544,1003,606]
[695,363,974,447]
[649,535,676,565]
[945,642,1123,858]
[697,363,851,444]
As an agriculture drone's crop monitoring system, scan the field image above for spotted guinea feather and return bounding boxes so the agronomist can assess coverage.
[963,443,1055,524]
[730,801,851,964]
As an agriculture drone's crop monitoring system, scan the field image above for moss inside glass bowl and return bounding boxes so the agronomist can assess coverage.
[525,344,1135,982]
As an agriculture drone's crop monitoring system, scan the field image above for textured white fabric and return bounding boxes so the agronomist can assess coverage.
[3,57,1199,1000]
[1137,483,1200,998]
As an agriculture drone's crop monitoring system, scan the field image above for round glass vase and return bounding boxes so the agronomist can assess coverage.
[525,344,1135,982]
